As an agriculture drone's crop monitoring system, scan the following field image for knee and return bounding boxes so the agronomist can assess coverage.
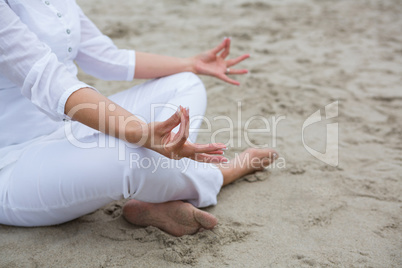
[175,72,206,97]
[174,71,202,83]
[182,71,203,85]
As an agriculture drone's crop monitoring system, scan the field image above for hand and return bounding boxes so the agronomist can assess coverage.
[145,106,228,163]
[191,37,249,85]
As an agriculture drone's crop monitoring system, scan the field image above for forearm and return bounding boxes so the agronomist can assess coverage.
[64,88,227,164]
[134,52,195,79]
[64,87,148,145]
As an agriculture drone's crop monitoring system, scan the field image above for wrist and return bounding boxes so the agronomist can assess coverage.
[183,57,197,74]
[125,120,149,146]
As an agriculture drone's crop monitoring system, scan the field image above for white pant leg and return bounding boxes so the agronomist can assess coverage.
[72,72,207,143]
[0,73,223,227]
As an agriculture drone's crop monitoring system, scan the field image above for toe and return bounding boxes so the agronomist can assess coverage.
[193,209,218,230]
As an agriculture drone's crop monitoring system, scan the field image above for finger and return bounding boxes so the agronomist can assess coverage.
[185,107,190,136]
[218,74,240,86]
[160,106,182,133]
[172,107,189,148]
[182,107,190,144]
[226,68,248,75]
[206,150,224,155]
[226,54,250,67]
[171,107,186,146]
[193,153,228,163]
[191,143,227,154]
[211,38,228,55]
[220,38,231,59]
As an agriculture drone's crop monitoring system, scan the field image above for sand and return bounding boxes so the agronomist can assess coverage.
[1,0,401,267]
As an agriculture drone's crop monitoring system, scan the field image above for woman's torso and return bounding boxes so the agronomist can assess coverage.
[0,0,82,148]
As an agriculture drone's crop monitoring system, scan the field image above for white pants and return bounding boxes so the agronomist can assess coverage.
[0,72,223,227]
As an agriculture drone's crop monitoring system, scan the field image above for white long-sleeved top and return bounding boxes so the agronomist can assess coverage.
[0,0,135,167]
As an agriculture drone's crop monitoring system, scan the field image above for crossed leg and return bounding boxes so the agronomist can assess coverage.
[0,72,278,235]
[123,148,278,236]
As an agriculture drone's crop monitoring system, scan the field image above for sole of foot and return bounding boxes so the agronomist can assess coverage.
[123,199,218,237]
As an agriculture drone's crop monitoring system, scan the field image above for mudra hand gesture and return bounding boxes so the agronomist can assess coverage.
[145,106,228,163]
[192,37,250,85]
[145,38,249,163]
[67,38,249,164]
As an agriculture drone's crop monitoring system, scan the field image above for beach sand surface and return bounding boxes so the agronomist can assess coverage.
[1,0,401,267]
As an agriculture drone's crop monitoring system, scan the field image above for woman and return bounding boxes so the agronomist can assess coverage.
[0,1,277,236]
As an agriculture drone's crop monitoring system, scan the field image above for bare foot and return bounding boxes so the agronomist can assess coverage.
[123,148,276,236]
[123,200,218,237]
[219,148,278,186]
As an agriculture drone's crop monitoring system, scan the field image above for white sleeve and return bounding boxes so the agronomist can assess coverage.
[74,6,136,81]
[0,2,93,121]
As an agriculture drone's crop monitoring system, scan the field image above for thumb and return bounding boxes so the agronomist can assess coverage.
[160,106,182,133]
